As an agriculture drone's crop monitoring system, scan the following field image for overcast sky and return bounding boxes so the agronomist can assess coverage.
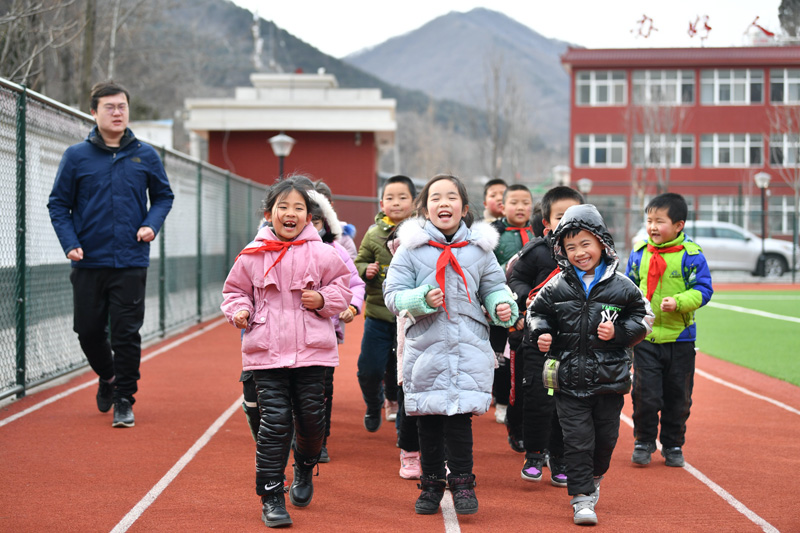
[229,0,783,58]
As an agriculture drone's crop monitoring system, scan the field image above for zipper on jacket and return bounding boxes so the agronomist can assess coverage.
[578,299,588,389]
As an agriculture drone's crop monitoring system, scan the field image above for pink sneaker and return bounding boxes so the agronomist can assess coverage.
[399,450,421,479]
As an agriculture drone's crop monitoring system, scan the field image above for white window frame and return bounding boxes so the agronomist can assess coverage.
[576,71,627,106]
[769,68,800,104]
[632,134,694,167]
[632,70,695,105]
[699,133,763,167]
[700,69,764,105]
[769,133,800,167]
[575,134,627,168]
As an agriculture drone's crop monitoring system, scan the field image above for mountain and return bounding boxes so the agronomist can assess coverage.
[345,8,574,147]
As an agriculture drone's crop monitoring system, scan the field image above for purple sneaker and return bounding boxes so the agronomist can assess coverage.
[548,456,568,488]
[521,455,545,482]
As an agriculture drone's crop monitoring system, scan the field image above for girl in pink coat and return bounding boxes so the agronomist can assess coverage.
[222,178,352,528]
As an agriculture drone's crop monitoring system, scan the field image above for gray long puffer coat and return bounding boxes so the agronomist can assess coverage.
[384,218,518,417]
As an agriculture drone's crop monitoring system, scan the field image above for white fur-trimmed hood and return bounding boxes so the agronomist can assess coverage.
[307,189,342,239]
[397,217,499,252]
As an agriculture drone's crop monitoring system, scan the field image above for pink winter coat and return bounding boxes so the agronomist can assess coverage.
[221,223,353,371]
[331,240,366,342]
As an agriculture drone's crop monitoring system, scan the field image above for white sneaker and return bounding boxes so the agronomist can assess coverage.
[592,476,603,506]
[494,404,507,424]
[384,400,398,422]
[571,494,597,525]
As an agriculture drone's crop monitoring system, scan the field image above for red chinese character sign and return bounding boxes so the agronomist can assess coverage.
[688,15,712,45]
[632,14,658,38]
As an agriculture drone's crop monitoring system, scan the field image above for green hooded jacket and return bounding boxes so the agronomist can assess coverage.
[355,211,397,322]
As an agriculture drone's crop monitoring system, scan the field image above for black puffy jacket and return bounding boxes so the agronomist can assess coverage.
[527,205,653,398]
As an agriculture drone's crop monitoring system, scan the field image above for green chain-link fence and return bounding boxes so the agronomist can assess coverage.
[0,78,267,400]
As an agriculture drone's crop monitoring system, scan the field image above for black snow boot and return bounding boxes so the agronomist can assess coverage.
[289,462,318,507]
[415,474,447,515]
[448,473,478,515]
[261,480,292,528]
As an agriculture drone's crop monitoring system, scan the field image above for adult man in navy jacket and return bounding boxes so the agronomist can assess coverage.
[48,81,173,428]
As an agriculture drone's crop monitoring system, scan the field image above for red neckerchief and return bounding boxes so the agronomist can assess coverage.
[505,226,532,246]
[427,240,471,319]
[237,240,308,277]
[646,243,684,300]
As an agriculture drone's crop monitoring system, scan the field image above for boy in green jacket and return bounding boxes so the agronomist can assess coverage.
[355,175,416,432]
[625,193,714,468]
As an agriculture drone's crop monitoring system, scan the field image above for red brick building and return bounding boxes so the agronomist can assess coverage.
[184,73,396,235]
[561,46,800,242]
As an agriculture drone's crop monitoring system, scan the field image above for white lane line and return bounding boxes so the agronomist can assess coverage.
[696,368,800,416]
[706,301,800,324]
[441,491,461,533]
[110,395,242,533]
[0,319,227,428]
[712,295,800,301]
[620,417,778,533]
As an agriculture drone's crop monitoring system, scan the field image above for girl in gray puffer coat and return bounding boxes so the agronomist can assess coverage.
[383,174,518,517]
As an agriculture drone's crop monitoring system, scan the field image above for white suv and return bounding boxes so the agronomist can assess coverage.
[632,221,798,278]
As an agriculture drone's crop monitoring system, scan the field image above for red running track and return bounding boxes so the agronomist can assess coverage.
[1,303,798,532]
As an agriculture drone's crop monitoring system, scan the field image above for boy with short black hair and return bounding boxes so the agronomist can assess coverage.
[355,175,416,432]
[507,185,584,485]
[489,184,534,441]
[625,192,713,468]
[528,204,653,526]
[482,178,507,223]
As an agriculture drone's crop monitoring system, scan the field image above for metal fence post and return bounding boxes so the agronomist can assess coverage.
[196,162,203,321]
[159,147,167,336]
[15,86,27,398]
[225,172,231,266]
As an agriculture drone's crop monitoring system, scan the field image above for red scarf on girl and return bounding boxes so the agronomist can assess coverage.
[427,240,471,318]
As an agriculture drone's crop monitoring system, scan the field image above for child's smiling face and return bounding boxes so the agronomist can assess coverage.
[265,189,312,241]
[426,178,467,235]
[504,190,533,227]
[562,229,603,274]
[646,207,684,245]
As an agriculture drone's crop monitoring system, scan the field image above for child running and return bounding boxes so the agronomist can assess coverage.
[222,178,353,528]
[507,186,583,486]
[626,193,713,468]
[528,204,653,526]
[384,173,518,516]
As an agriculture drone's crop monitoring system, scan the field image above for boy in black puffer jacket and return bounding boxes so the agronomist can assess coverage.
[527,204,653,526]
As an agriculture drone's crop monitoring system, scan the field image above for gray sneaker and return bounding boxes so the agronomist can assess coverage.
[112,398,135,428]
[592,475,603,506]
[571,494,597,525]
[96,378,114,413]
[631,440,657,465]
[662,446,685,467]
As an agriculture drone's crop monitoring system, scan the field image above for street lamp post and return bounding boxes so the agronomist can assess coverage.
[754,171,771,276]
[268,132,296,180]
[576,178,593,201]
[552,165,571,187]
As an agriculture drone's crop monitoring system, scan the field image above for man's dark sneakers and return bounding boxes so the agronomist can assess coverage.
[289,463,317,507]
[364,409,382,432]
[662,446,685,467]
[96,378,114,413]
[631,440,656,465]
[415,475,446,514]
[261,481,292,528]
[112,398,135,428]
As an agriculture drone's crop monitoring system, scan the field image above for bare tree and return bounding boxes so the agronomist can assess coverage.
[766,102,800,263]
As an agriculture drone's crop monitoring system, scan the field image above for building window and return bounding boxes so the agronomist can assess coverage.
[632,134,694,167]
[769,133,800,166]
[576,71,626,106]
[770,69,800,104]
[700,69,764,105]
[632,70,695,104]
[699,134,763,167]
[575,134,626,167]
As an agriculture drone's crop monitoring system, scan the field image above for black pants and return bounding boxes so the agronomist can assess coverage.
[632,340,696,448]
[252,366,326,494]
[490,325,510,404]
[556,393,624,496]
[70,267,147,402]
[395,388,419,452]
[417,414,473,477]
[519,344,564,458]
[323,367,334,442]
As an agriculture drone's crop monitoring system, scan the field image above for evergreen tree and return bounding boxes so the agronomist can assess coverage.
[779,0,800,37]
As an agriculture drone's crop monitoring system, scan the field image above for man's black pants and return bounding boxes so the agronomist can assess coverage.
[71,267,147,403]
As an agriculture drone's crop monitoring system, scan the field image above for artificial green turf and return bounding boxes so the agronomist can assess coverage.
[696,290,800,387]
